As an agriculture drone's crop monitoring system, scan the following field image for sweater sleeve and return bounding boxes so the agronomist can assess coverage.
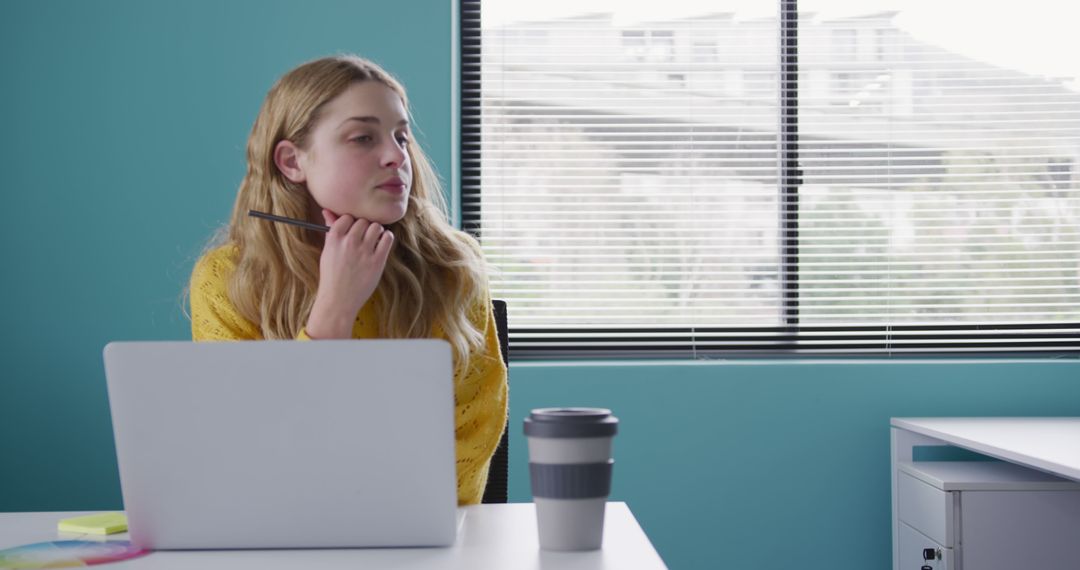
[453,288,510,505]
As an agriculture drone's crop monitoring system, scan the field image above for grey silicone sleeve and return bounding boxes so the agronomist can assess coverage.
[529,461,614,499]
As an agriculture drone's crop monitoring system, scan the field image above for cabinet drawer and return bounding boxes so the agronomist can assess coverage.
[899,522,952,570]
[898,471,956,547]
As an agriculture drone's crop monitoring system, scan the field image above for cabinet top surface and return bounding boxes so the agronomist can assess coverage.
[892,417,1080,482]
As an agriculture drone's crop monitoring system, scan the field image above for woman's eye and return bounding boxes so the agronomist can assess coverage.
[396,136,409,147]
[350,135,373,143]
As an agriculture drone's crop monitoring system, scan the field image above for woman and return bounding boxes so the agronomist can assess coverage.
[188,55,507,505]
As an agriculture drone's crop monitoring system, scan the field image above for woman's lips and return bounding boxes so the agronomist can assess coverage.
[376,176,407,194]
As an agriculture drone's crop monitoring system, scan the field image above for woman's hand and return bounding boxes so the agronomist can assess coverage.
[306,209,394,339]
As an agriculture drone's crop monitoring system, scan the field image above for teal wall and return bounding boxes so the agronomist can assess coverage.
[3,3,1079,570]
[506,360,1080,569]
[0,0,452,512]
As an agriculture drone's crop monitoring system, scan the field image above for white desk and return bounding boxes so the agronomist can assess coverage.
[890,417,1080,570]
[0,502,666,569]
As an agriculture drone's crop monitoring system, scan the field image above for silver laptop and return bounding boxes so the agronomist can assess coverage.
[103,340,459,550]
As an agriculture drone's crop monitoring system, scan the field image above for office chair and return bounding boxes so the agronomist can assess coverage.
[482,299,509,504]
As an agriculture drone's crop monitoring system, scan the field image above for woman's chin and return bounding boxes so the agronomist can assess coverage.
[365,206,407,226]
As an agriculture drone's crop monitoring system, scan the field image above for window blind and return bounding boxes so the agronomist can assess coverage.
[460,0,1080,358]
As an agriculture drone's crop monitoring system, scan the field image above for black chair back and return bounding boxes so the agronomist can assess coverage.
[481,299,509,503]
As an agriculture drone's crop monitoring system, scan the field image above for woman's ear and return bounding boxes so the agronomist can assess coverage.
[273,140,306,183]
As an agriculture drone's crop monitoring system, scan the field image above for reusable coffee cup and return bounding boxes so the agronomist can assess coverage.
[524,407,618,551]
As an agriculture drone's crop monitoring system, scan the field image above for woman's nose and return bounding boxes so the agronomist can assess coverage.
[380,140,407,168]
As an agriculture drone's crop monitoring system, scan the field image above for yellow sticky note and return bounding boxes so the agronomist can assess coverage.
[57,512,128,535]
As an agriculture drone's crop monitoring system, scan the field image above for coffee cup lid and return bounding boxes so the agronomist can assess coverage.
[524,407,618,438]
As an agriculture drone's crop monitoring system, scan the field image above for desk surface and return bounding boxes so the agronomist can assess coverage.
[892,417,1080,482]
[0,502,666,570]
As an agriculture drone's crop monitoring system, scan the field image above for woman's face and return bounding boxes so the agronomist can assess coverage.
[278,81,413,225]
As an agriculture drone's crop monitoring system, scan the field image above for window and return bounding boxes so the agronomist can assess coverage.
[461,1,1080,357]
[691,42,718,64]
[651,30,675,63]
[875,28,890,61]
[832,28,857,60]
[621,30,647,61]
[621,29,675,63]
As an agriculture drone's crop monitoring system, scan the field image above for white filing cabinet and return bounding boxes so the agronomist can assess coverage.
[896,461,1080,570]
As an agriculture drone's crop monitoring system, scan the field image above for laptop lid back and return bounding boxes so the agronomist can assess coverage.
[103,339,458,549]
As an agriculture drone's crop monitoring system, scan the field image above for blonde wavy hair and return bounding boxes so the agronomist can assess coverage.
[217,55,487,368]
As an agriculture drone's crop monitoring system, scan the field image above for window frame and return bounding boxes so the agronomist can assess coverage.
[458,0,1080,360]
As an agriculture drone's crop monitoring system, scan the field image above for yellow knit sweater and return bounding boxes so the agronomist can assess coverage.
[188,245,508,505]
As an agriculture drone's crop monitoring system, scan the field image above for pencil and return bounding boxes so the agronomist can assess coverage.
[248,210,330,232]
